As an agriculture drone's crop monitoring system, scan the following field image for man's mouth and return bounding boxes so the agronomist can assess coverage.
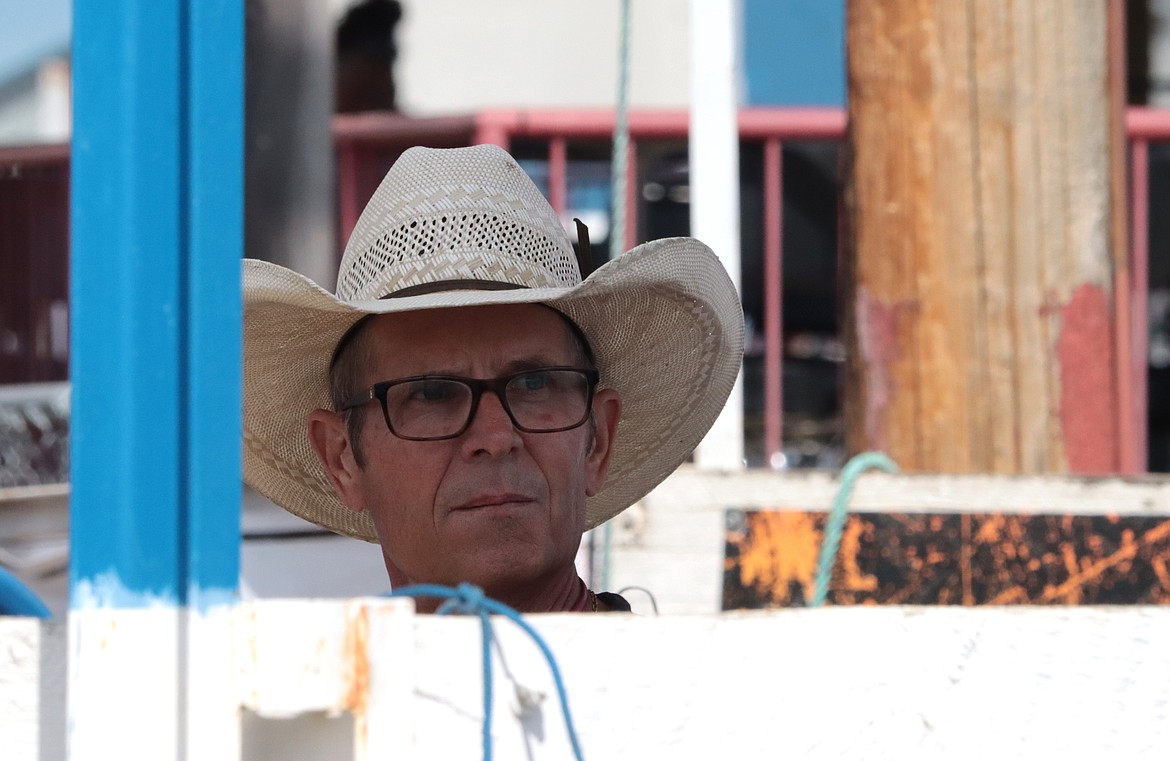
[456,493,535,510]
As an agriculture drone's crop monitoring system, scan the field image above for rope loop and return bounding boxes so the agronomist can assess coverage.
[811,451,898,607]
[388,583,586,761]
[435,581,489,615]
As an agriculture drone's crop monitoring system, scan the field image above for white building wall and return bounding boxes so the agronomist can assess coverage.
[331,0,692,114]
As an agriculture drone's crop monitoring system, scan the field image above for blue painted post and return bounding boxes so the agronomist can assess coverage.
[185,0,245,610]
[69,0,242,754]
[70,0,241,612]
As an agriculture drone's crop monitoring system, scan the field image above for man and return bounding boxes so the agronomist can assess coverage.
[242,144,743,613]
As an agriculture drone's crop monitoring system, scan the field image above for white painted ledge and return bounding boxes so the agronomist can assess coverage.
[6,602,1170,760]
[644,465,1170,515]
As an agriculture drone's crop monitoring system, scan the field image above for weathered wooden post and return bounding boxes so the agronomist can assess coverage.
[843,0,1132,474]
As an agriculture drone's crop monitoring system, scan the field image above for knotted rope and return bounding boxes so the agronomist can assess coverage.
[810,451,899,607]
[389,583,586,761]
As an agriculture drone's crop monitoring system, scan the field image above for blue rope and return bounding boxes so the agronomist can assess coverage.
[811,451,898,608]
[0,566,51,618]
[389,583,586,761]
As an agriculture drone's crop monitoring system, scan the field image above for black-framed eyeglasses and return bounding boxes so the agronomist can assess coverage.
[339,366,600,441]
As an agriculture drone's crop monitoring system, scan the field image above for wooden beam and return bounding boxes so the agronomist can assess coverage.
[843,0,1124,474]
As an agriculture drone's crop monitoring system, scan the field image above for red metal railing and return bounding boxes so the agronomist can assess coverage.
[0,143,70,384]
[1123,107,1170,471]
[334,108,848,467]
[4,107,1169,471]
[338,107,1167,473]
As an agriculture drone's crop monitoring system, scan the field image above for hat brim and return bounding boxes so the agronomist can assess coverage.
[242,236,744,542]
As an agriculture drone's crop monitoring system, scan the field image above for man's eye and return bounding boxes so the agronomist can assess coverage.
[515,371,550,392]
[411,380,455,402]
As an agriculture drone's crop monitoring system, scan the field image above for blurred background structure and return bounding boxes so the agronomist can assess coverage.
[2,0,1170,614]
[3,2,1170,758]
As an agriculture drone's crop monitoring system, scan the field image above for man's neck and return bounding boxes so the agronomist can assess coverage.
[399,566,589,614]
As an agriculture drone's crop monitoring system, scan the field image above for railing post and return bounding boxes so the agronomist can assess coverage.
[763,138,784,467]
[1129,137,1151,473]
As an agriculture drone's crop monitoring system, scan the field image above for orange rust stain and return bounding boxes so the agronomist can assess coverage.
[1038,518,1170,603]
[345,604,371,748]
[733,511,821,605]
[1055,283,1119,473]
[1154,557,1170,591]
[838,518,878,595]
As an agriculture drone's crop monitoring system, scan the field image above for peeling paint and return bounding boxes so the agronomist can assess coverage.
[345,603,371,754]
[71,571,177,611]
[69,569,236,613]
[856,288,913,452]
[1055,283,1118,473]
[730,510,820,604]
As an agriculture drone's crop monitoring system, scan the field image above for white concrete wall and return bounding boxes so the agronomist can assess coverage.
[6,601,1170,760]
[328,0,692,114]
[7,469,1170,759]
[1,617,64,761]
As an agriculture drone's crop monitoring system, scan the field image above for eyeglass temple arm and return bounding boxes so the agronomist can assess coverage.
[339,386,377,411]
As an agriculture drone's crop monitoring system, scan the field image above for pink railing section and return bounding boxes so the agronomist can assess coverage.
[334,108,846,467]
[4,107,1169,470]
[1124,107,1170,472]
[339,107,1167,473]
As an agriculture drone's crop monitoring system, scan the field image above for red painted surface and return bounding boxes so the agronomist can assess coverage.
[1057,283,1120,473]
[855,288,906,454]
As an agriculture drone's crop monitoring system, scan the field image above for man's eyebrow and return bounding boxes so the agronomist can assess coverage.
[420,355,572,378]
[498,356,572,374]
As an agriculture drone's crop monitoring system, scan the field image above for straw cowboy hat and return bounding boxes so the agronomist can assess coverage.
[243,144,744,542]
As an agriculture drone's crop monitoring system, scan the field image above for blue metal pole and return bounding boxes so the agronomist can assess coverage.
[70,0,242,610]
[185,0,245,609]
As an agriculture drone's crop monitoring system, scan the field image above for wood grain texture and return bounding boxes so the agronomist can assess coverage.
[844,0,1121,474]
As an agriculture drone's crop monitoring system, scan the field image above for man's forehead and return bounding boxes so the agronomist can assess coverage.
[357,303,578,367]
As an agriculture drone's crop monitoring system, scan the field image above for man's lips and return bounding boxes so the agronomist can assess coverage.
[454,493,536,510]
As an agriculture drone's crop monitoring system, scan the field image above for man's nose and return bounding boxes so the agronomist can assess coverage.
[460,389,521,457]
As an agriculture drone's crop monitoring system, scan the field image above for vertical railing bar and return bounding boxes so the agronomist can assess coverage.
[1109,0,1136,474]
[1131,138,1150,472]
[763,138,783,467]
[337,140,361,258]
[549,136,568,222]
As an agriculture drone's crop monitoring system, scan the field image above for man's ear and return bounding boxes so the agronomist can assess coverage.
[307,409,368,513]
[584,388,621,497]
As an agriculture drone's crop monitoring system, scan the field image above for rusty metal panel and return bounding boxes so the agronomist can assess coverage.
[724,508,1170,608]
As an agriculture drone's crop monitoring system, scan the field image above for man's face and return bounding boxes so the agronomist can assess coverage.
[311,303,620,598]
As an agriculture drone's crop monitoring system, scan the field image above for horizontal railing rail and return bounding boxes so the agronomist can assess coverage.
[5,107,1170,471]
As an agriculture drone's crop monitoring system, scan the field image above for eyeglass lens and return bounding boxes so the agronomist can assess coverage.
[381,369,592,439]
